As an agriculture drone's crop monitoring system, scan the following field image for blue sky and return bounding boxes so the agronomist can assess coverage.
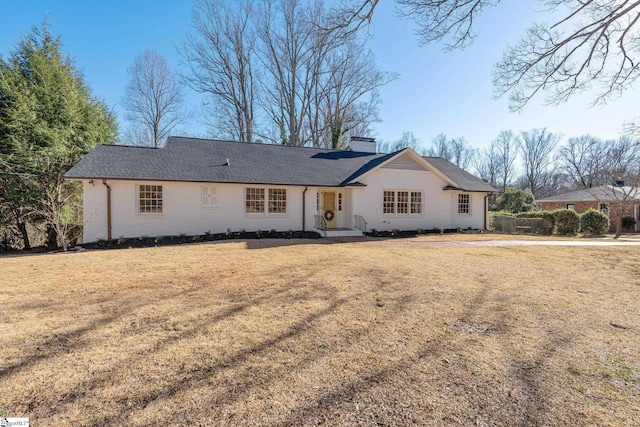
[1,1,638,150]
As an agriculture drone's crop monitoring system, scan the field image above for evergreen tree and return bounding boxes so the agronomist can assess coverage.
[0,22,117,249]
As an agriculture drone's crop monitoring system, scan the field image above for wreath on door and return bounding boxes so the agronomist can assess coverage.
[324,210,335,221]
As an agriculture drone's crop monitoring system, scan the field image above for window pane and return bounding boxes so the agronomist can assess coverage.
[268,188,286,213]
[458,194,470,214]
[411,192,422,214]
[383,191,395,214]
[139,184,163,214]
[246,188,265,213]
[397,191,408,214]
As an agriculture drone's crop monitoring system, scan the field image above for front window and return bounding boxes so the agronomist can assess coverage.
[246,187,286,214]
[383,191,395,214]
[384,190,423,216]
[269,189,287,213]
[411,192,422,214]
[397,191,409,214]
[458,194,470,214]
[139,184,163,214]
[246,188,265,213]
[566,204,575,210]
[599,202,609,216]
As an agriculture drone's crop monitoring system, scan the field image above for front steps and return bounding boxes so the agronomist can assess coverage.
[315,228,364,238]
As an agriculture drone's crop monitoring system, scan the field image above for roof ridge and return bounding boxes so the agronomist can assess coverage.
[104,144,160,150]
[167,135,364,154]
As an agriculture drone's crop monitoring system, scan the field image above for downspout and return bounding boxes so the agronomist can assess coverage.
[102,179,112,240]
[302,186,308,231]
[484,193,491,230]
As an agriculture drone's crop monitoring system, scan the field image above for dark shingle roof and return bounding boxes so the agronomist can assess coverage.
[537,185,640,202]
[423,157,497,192]
[65,136,494,191]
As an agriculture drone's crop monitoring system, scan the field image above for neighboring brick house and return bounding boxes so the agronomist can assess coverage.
[537,185,640,232]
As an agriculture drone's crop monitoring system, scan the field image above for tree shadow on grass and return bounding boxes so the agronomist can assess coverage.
[269,284,574,426]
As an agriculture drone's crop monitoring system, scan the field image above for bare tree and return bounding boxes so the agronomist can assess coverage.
[518,128,560,198]
[493,130,518,192]
[588,135,640,236]
[312,40,396,148]
[122,49,184,147]
[254,0,321,146]
[556,135,606,189]
[182,0,257,142]
[378,131,424,153]
[427,133,476,170]
[494,1,640,110]
[181,0,391,147]
[473,143,500,189]
[332,1,640,111]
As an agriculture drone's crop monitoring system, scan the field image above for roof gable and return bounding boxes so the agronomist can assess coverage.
[381,153,429,171]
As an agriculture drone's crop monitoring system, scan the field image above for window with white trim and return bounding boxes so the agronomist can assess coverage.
[566,203,575,210]
[138,184,163,214]
[410,192,422,214]
[458,194,470,214]
[201,186,217,208]
[246,187,287,214]
[383,191,395,214]
[269,188,287,213]
[599,202,609,216]
[397,191,409,214]
[246,188,265,213]
[383,190,423,216]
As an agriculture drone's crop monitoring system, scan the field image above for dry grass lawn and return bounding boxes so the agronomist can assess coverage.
[1,236,639,426]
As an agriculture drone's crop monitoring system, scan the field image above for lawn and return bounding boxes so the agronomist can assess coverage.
[1,236,639,426]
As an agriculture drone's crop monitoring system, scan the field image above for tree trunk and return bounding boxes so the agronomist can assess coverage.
[614,203,623,239]
[16,220,30,251]
[46,223,58,250]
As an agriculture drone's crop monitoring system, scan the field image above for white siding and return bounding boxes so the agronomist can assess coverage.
[351,168,486,231]
[82,180,309,243]
[80,168,489,241]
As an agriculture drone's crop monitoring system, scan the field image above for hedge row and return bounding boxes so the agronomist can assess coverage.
[512,208,609,235]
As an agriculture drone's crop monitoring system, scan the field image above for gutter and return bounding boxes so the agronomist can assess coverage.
[302,186,308,231]
[102,179,112,240]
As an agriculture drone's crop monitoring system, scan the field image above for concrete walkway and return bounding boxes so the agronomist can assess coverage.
[348,237,640,248]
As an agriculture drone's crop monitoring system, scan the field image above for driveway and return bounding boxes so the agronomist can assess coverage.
[340,236,640,248]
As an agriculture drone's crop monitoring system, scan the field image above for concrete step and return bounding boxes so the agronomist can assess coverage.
[315,228,364,238]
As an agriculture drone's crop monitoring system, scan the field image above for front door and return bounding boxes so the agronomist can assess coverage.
[322,192,337,228]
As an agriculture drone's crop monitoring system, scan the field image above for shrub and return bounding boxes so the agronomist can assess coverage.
[491,187,538,213]
[517,211,555,235]
[117,235,125,244]
[580,209,609,235]
[553,209,580,235]
[622,216,636,231]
